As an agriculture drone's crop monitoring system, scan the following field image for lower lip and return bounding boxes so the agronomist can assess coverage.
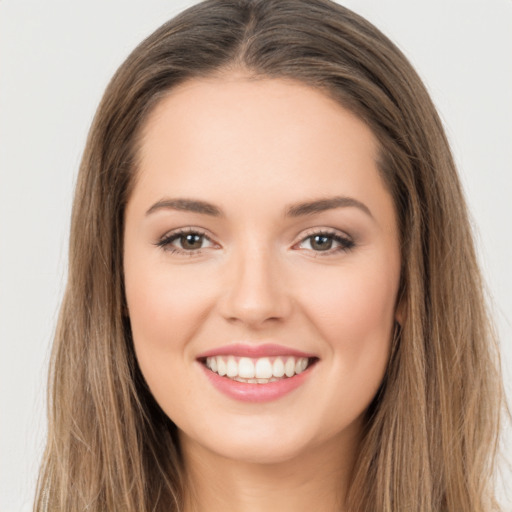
[199,363,315,403]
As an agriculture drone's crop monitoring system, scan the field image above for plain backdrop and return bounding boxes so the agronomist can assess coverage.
[1,1,511,510]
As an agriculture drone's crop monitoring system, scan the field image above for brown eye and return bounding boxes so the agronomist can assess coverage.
[310,235,333,251]
[180,233,204,250]
[156,229,215,254]
[297,231,355,254]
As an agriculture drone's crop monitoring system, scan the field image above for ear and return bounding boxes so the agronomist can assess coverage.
[394,290,406,326]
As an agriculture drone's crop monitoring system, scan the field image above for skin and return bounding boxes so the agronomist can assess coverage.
[123,74,402,512]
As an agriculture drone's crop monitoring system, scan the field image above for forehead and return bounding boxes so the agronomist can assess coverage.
[132,75,391,222]
[139,75,379,167]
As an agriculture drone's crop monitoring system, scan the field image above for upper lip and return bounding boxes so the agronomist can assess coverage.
[196,343,317,359]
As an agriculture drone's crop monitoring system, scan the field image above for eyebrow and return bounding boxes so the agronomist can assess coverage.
[285,196,373,219]
[145,195,373,219]
[146,198,223,217]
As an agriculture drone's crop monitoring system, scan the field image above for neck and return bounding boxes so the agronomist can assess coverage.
[180,427,360,512]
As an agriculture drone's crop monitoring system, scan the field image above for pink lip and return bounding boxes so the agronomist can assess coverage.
[196,343,316,359]
[198,361,316,403]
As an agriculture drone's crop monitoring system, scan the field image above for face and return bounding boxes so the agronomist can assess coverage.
[124,75,401,465]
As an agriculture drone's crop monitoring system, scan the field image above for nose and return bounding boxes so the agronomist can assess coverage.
[218,244,293,328]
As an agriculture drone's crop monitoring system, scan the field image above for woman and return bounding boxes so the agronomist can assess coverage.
[34,0,505,510]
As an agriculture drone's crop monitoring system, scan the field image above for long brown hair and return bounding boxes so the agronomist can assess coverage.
[35,1,505,510]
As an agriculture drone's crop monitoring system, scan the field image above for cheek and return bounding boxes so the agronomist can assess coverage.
[126,263,213,355]
[124,261,213,417]
[296,256,398,405]
[301,260,398,340]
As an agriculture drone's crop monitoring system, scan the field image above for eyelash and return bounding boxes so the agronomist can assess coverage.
[155,228,214,257]
[155,227,355,257]
[297,228,355,255]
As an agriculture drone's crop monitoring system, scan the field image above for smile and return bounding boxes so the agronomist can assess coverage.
[204,355,311,383]
[196,344,319,402]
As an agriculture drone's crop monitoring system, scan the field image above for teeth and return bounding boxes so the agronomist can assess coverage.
[295,357,308,374]
[226,356,238,378]
[255,358,273,379]
[284,357,295,377]
[238,357,255,378]
[272,358,285,377]
[204,355,311,382]
[217,357,227,376]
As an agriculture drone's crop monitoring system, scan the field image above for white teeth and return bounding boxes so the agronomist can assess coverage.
[238,357,255,378]
[255,358,273,379]
[205,356,218,373]
[272,358,285,377]
[295,357,308,374]
[284,358,295,377]
[204,355,311,382]
[217,358,227,376]
[226,356,238,377]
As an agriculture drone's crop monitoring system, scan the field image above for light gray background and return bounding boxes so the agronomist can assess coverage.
[1,1,511,510]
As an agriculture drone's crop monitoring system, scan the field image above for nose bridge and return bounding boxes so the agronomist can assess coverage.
[220,236,291,326]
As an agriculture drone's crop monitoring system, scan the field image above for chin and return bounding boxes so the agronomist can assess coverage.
[206,436,313,465]
[179,415,338,467]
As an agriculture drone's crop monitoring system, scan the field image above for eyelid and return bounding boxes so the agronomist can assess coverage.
[155,226,355,256]
[155,226,219,255]
[293,227,355,255]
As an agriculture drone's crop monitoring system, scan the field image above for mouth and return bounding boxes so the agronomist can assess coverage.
[197,349,319,402]
[200,355,318,384]
[196,343,319,402]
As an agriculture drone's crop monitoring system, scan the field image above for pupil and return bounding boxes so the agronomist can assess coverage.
[182,234,202,249]
[312,235,332,251]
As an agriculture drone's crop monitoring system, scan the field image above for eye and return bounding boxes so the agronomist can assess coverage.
[156,228,216,254]
[296,230,355,254]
